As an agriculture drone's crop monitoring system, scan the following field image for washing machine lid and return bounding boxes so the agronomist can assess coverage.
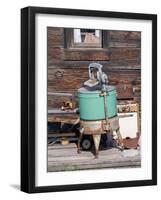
[78,85,115,94]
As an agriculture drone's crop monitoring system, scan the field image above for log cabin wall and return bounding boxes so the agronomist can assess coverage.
[47,27,141,109]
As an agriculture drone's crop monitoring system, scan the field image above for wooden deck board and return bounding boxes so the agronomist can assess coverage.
[48,143,141,172]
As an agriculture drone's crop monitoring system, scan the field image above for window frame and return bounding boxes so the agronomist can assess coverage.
[64,28,108,49]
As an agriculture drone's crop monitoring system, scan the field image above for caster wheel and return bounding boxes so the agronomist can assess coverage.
[81,137,92,150]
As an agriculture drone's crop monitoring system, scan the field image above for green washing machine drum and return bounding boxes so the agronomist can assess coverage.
[78,86,117,120]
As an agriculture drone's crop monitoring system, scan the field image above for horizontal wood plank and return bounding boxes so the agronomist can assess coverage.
[108,31,141,40]
[64,49,110,61]
[48,143,141,172]
[48,61,141,69]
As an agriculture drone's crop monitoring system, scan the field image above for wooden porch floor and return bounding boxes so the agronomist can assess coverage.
[48,143,141,172]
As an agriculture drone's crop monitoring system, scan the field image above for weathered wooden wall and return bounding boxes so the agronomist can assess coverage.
[47,27,141,109]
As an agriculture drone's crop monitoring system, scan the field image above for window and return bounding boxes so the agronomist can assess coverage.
[73,29,102,47]
[65,28,102,48]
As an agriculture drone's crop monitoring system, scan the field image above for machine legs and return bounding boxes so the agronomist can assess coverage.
[77,118,124,158]
[93,134,101,158]
[115,128,124,150]
[77,133,101,158]
[77,132,83,154]
[77,129,124,158]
